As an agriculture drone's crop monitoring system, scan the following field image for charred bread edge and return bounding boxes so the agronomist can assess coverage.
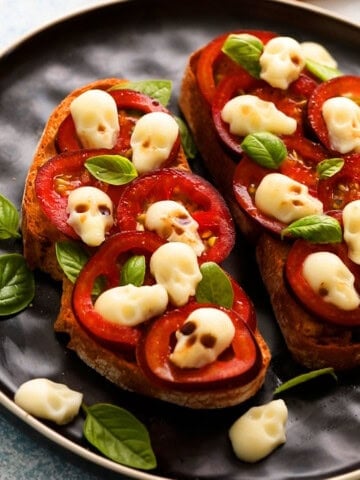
[179,45,360,371]
[22,78,270,408]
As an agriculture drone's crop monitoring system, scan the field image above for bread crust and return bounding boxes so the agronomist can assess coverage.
[22,78,270,408]
[179,44,360,371]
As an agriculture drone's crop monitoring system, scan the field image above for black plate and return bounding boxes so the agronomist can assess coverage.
[0,0,359,479]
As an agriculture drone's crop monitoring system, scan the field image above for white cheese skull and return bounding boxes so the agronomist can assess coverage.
[130,111,179,173]
[66,186,114,246]
[144,200,205,256]
[343,200,360,264]
[302,251,360,310]
[259,36,305,89]
[300,41,338,68]
[14,378,83,425]
[255,173,323,224]
[70,89,120,149]
[322,97,360,154]
[229,399,288,463]
[94,284,168,326]
[169,307,235,368]
[150,242,202,306]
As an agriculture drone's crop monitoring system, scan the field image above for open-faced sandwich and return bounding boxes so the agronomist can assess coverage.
[21,77,271,408]
[179,30,360,371]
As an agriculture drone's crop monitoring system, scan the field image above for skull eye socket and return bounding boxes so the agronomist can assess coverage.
[200,333,217,349]
[290,54,301,66]
[75,203,89,213]
[99,204,112,216]
[180,320,196,336]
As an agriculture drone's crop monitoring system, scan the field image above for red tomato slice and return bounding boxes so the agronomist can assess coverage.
[196,30,277,104]
[72,231,165,348]
[233,137,326,234]
[212,73,317,157]
[308,75,360,152]
[55,88,180,163]
[286,239,360,327]
[35,149,123,238]
[136,302,262,390]
[116,168,235,263]
[318,153,360,211]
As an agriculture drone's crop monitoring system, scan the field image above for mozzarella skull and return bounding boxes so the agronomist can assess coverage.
[70,89,120,149]
[144,200,205,256]
[255,173,323,224]
[221,95,296,136]
[302,251,360,310]
[130,111,179,173]
[150,242,202,306]
[259,36,305,89]
[229,399,288,463]
[66,186,114,246]
[94,284,168,326]
[14,378,83,425]
[343,200,360,264]
[170,307,235,368]
[322,97,360,154]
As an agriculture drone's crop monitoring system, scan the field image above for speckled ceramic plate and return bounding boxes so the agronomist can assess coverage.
[0,0,359,479]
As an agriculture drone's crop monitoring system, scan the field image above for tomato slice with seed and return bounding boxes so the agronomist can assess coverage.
[55,88,180,162]
[233,136,326,234]
[116,168,235,263]
[286,239,360,326]
[72,231,165,348]
[318,153,360,211]
[35,149,123,238]
[308,75,360,153]
[196,29,277,105]
[136,302,262,390]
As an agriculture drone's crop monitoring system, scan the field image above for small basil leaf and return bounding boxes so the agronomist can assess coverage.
[55,241,104,295]
[274,367,337,395]
[82,403,157,470]
[222,33,264,78]
[55,241,89,284]
[281,214,342,243]
[241,132,287,169]
[176,116,198,160]
[196,262,234,308]
[305,59,342,82]
[0,253,35,315]
[317,158,344,179]
[110,79,172,106]
[85,155,138,185]
[120,255,146,287]
[0,193,21,240]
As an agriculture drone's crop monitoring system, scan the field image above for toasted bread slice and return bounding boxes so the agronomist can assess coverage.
[55,278,270,409]
[179,41,360,371]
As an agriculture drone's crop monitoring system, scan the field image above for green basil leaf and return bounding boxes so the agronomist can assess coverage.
[82,403,157,470]
[317,158,344,179]
[222,33,263,78]
[274,367,337,395]
[55,241,104,295]
[305,59,342,82]
[120,255,146,287]
[175,116,198,160]
[196,262,234,308]
[85,155,138,185]
[110,79,172,106]
[55,241,89,284]
[241,132,287,169]
[281,214,342,243]
[0,193,21,240]
[0,253,35,315]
